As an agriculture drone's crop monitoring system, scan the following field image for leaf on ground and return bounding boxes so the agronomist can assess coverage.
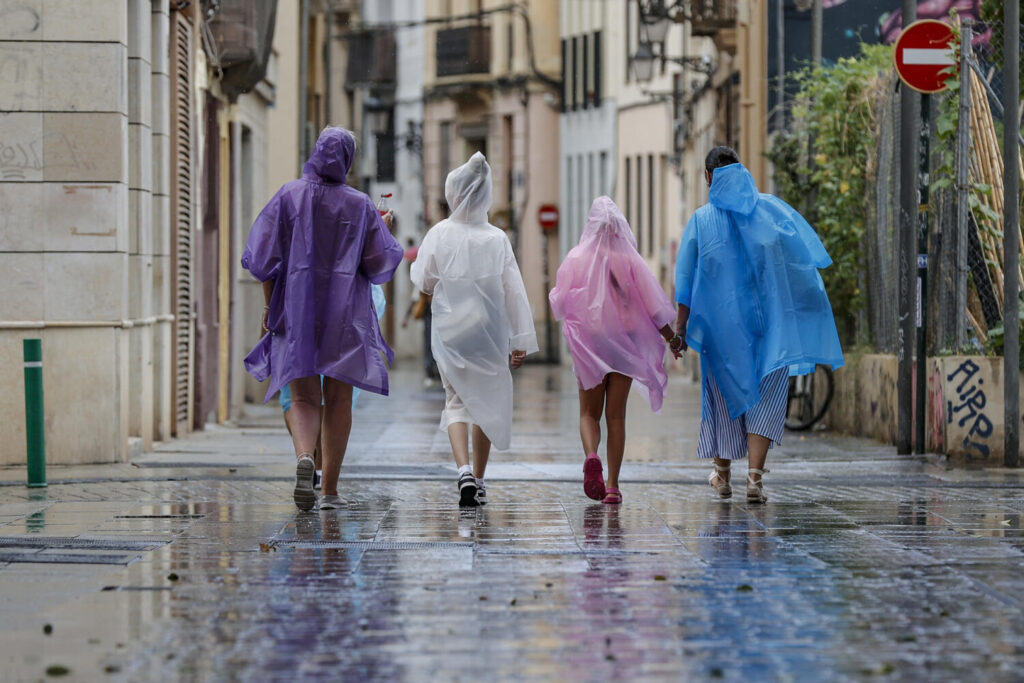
[654,575,667,581]
[478,596,488,601]
[43,624,52,635]
[45,665,70,677]
[736,584,754,592]
[103,665,120,674]
[509,598,517,606]
[167,573,179,582]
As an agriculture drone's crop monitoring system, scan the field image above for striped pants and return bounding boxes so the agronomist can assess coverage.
[696,366,788,460]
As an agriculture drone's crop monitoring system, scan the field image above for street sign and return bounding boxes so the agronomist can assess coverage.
[893,20,956,94]
[538,204,559,231]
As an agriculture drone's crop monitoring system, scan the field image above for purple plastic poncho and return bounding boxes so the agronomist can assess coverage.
[241,127,403,402]
[549,196,676,412]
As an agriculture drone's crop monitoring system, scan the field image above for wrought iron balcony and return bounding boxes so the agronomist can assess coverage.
[688,0,737,37]
[436,25,491,78]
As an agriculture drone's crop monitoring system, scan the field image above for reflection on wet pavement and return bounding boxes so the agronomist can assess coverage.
[1,367,1024,680]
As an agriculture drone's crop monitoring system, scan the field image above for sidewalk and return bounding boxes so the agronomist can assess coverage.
[2,365,1024,681]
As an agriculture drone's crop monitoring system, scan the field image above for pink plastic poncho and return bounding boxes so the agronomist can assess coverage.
[549,196,676,412]
[241,127,403,402]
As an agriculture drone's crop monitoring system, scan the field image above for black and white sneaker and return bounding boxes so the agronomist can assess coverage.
[474,484,488,506]
[457,471,479,507]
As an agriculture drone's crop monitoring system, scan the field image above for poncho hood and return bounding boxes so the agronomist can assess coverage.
[709,163,759,216]
[302,127,354,184]
[444,152,493,223]
[583,196,638,249]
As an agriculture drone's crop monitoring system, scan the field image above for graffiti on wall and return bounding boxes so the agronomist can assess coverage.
[946,359,993,461]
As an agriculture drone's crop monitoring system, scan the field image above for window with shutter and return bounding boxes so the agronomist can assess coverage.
[170,11,195,436]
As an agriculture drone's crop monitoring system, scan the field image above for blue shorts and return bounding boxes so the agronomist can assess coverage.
[279,377,361,412]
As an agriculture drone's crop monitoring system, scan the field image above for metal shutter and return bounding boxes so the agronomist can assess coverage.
[169,10,195,436]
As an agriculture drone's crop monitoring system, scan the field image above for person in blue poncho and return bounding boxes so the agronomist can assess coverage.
[674,147,844,504]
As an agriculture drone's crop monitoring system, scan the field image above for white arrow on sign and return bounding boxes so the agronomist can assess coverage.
[902,48,954,65]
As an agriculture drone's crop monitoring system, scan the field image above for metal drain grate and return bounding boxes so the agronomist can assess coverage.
[0,536,167,551]
[114,515,204,519]
[475,548,657,557]
[0,551,138,565]
[101,586,173,592]
[273,540,473,550]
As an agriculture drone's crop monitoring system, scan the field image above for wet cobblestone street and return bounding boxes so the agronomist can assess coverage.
[2,366,1024,681]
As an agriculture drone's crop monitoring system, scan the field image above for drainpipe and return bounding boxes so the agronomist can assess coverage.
[299,0,310,173]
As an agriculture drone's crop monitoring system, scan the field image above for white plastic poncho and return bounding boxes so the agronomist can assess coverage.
[411,152,538,450]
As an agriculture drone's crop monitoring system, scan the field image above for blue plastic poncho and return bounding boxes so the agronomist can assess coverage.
[674,163,844,419]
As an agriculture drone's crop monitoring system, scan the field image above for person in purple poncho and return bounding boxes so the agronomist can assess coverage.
[241,127,403,511]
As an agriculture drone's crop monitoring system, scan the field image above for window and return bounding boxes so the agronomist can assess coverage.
[647,154,655,257]
[560,39,568,112]
[582,33,589,107]
[599,151,607,196]
[624,156,631,229]
[593,31,602,106]
[571,36,579,110]
[439,121,452,204]
[636,154,644,253]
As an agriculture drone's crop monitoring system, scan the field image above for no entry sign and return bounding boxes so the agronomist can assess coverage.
[893,20,956,94]
[538,204,559,231]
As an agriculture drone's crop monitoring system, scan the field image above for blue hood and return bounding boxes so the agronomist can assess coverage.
[708,163,759,216]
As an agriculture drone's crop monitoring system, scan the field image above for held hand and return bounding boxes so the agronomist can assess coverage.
[668,334,687,358]
[261,307,270,337]
[383,210,394,229]
[510,350,526,369]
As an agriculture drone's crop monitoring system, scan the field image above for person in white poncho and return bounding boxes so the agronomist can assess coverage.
[411,152,538,507]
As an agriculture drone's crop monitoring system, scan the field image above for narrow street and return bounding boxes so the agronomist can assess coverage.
[2,366,1023,681]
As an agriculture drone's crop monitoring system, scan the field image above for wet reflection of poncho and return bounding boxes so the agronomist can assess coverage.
[241,127,404,401]
[675,163,844,419]
[410,152,538,450]
[549,196,675,412]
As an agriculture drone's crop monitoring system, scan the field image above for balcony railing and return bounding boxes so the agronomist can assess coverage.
[689,0,738,36]
[436,25,491,78]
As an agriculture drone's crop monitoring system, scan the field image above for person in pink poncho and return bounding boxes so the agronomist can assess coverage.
[549,196,682,505]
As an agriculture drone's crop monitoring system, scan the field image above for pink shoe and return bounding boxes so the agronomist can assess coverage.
[583,453,606,501]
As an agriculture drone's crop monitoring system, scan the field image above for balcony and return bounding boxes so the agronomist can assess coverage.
[436,25,491,78]
[346,30,397,86]
[688,0,737,37]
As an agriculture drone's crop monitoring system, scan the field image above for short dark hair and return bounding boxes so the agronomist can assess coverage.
[705,146,740,173]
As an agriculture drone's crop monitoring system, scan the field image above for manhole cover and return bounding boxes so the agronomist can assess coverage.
[273,540,473,550]
[0,536,166,551]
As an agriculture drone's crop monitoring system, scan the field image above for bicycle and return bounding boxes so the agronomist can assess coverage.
[785,365,834,431]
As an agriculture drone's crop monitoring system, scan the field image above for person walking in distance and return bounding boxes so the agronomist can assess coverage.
[242,127,403,511]
[675,147,844,503]
[549,196,681,505]
[411,152,538,507]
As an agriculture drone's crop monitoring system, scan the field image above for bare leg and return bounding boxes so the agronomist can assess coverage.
[472,425,491,479]
[579,381,606,456]
[288,376,323,460]
[604,373,632,489]
[747,433,771,483]
[320,377,353,496]
[448,422,470,469]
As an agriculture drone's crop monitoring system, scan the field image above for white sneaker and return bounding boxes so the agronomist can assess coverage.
[319,494,343,510]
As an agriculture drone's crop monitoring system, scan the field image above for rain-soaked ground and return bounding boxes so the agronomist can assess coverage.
[2,365,1024,681]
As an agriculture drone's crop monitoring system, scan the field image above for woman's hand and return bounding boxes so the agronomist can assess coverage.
[382,210,394,229]
[510,350,526,369]
[261,306,270,337]
[668,334,686,359]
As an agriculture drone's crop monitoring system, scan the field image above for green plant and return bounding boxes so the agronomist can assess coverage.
[767,43,893,343]
[984,292,1024,370]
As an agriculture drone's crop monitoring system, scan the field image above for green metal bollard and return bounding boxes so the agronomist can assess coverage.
[23,339,46,488]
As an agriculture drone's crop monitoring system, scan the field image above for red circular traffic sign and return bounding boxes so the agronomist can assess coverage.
[538,204,559,231]
[893,20,957,94]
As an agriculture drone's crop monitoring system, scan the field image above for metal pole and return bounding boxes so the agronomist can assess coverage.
[954,25,972,350]
[1003,0,1020,467]
[897,0,918,455]
[916,94,930,453]
[23,339,45,488]
[811,0,822,66]
[775,0,786,134]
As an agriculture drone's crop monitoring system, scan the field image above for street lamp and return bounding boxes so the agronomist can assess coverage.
[632,41,716,83]
[639,0,673,44]
[365,107,390,136]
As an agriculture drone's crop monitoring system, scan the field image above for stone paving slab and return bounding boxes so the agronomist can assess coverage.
[1,367,1024,681]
